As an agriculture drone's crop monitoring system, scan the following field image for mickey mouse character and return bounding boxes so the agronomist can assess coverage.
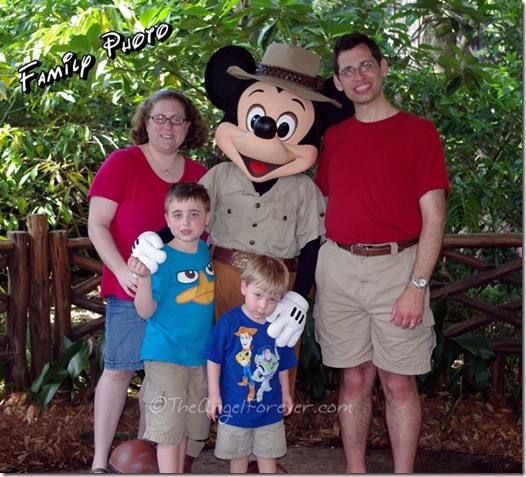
[202,43,344,342]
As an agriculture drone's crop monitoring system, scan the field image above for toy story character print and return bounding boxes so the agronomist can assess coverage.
[252,345,280,403]
[234,326,258,402]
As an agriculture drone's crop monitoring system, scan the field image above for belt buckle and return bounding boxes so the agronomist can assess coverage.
[231,250,251,273]
[350,244,370,254]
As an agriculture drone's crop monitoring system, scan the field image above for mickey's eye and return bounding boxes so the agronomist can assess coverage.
[276,113,297,140]
[246,105,266,131]
[177,270,199,284]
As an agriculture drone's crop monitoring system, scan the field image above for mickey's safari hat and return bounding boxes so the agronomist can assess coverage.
[227,43,341,108]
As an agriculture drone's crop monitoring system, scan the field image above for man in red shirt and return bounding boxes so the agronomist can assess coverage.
[314,32,449,473]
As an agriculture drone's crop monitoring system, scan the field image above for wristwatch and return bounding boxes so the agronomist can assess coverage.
[408,276,429,289]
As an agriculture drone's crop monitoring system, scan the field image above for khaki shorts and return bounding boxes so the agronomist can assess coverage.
[214,420,287,460]
[142,361,210,445]
[314,240,436,375]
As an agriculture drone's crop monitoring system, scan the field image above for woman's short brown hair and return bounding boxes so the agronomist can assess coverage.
[130,88,209,150]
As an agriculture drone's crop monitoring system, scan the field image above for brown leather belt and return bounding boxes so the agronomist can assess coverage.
[212,246,298,273]
[336,238,418,257]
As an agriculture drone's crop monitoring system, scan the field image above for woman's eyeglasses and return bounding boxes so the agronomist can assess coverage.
[149,115,187,125]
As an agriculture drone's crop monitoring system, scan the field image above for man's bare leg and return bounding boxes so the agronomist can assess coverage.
[378,370,421,473]
[338,361,377,473]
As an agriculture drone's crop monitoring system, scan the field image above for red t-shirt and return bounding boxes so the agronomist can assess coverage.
[315,111,449,244]
[87,145,207,299]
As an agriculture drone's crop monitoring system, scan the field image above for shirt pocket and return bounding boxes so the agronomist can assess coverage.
[215,203,243,237]
[270,207,298,245]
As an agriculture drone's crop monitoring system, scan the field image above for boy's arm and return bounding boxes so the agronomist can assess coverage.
[279,369,293,416]
[206,360,223,422]
[128,256,157,319]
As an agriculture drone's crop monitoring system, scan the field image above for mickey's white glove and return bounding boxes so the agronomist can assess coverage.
[266,291,308,348]
[131,231,166,274]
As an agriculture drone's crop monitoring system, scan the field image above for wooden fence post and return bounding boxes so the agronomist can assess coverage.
[5,231,30,389]
[27,214,51,380]
[49,230,72,358]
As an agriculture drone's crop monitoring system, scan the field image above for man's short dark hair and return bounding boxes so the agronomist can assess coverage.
[332,33,384,75]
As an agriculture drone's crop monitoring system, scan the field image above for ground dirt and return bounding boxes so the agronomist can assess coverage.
[0,386,522,473]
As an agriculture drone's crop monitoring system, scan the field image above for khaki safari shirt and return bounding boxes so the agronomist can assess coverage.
[199,162,325,259]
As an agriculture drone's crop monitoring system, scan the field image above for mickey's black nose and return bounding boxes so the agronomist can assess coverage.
[253,116,277,139]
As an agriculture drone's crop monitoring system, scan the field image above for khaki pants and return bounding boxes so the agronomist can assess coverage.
[314,240,436,375]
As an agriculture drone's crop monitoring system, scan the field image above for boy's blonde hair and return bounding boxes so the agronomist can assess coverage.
[241,254,289,298]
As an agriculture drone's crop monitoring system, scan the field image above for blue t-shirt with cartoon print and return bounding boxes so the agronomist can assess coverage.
[140,240,214,366]
[203,305,298,428]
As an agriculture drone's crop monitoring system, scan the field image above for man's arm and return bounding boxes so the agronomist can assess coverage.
[389,188,447,328]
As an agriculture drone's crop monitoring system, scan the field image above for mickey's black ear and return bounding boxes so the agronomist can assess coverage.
[205,45,256,111]
[315,77,355,135]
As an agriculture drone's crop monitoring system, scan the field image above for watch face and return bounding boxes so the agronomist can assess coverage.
[410,277,428,288]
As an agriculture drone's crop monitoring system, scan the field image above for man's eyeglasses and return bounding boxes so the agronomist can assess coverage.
[149,114,187,125]
[338,60,378,78]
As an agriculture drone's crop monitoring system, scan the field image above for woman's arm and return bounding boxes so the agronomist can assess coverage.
[88,196,138,297]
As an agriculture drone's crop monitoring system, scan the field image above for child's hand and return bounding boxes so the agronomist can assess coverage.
[127,256,151,278]
[206,394,223,422]
[282,392,294,416]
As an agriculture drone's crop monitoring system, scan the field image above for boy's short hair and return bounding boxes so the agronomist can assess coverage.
[165,182,211,212]
[241,254,289,298]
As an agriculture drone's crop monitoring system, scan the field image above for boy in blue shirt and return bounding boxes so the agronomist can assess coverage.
[204,254,297,473]
[128,182,214,473]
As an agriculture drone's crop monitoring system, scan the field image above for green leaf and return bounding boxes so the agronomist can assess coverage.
[445,75,463,95]
[61,335,91,381]
[451,335,496,360]
[31,339,86,393]
[37,381,64,415]
[438,54,461,69]
[69,35,92,54]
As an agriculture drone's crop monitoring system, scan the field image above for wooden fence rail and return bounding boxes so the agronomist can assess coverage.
[0,215,522,394]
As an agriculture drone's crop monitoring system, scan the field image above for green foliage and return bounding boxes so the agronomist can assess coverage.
[296,297,327,402]
[507,385,522,420]
[26,335,91,415]
[0,0,521,237]
[384,0,522,233]
[418,300,496,400]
